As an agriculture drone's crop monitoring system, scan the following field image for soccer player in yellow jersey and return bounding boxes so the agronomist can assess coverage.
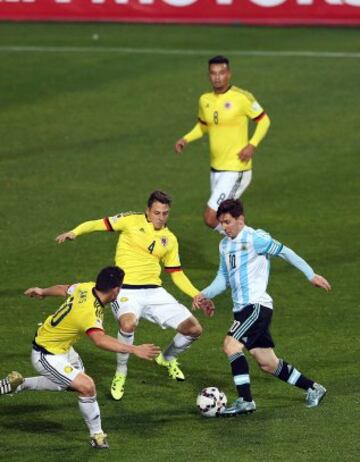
[0,267,159,449]
[175,55,271,233]
[55,191,212,401]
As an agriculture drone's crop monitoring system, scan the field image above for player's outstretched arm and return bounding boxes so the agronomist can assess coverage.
[55,231,76,244]
[310,274,331,292]
[24,285,69,299]
[87,330,160,360]
[56,219,109,244]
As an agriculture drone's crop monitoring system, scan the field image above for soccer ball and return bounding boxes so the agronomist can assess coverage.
[196,387,227,417]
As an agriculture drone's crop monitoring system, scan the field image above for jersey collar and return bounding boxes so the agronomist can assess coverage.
[214,85,232,96]
[92,288,105,307]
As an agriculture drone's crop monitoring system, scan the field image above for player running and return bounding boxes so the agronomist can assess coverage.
[175,55,271,233]
[0,266,159,449]
[56,191,212,401]
[193,199,331,416]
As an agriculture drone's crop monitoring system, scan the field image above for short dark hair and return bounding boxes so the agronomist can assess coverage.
[95,266,124,292]
[216,199,244,219]
[147,190,172,208]
[208,55,230,68]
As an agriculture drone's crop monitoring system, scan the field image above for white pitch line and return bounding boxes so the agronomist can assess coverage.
[0,45,359,59]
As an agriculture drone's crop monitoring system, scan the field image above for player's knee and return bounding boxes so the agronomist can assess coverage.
[78,377,96,396]
[179,318,203,338]
[203,208,218,228]
[120,318,137,334]
[203,214,217,229]
[223,337,242,357]
[188,322,203,338]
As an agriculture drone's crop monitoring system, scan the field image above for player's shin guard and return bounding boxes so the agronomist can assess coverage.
[116,330,134,375]
[17,376,63,392]
[273,359,314,391]
[229,352,253,402]
[163,333,197,361]
[78,395,102,436]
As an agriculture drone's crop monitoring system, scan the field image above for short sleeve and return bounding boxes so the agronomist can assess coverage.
[240,91,264,120]
[163,237,181,270]
[253,229,283,256]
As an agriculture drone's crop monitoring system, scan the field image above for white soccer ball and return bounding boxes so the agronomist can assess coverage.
[196,387,227,417]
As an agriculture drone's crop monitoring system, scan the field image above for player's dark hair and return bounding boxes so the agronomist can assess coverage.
[147,190,172,208]
[208,55,230,68]
[217,199,244,219]
[95,266,124,292]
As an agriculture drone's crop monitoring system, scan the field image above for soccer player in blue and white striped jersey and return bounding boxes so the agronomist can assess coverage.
[193,199,331,416]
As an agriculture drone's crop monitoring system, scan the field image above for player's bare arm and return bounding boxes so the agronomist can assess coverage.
[24,285,69,299]
[175,138,187,153]
[311,274,331,292]
[55,231,76,243]
[87,329,160,360]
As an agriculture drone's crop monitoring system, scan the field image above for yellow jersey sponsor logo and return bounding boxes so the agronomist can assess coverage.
[64,366,73,374]
[120,297,129,302]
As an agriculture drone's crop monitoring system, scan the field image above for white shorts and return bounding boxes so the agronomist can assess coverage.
[31,346,84,390]
[208,170,252,211]
[111,287,192,330]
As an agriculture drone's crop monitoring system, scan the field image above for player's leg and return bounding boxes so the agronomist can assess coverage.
[206,171,249,232]
[220,335,256,417]
[70,373,108,449]
[1,349,71,395]
[220,304,270,416]
[145,288,202,381]
[232,170,252,201]
[249,347,327,408]
[156,315,202,381]
[110,290,141,400]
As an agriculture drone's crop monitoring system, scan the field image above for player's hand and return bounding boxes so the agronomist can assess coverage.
[133,344,161,360]
[55,231,76,244]
[238,144,255,162]
[24,287,45,299]
[311,274,331,292]
[192,294,215,317]
[175,138,187,154]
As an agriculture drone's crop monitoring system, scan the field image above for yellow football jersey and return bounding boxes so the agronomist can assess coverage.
[34,282,104,355]
[190,86,264,172]
[104,213,181,286]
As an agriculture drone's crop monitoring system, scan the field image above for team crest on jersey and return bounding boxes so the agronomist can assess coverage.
[139,228,145,233]
[79,291,87,304]
[240,243,248,251]
[64,366,73,374]
[224,102,232,109]
[161,237,168,247]
[120,297,128,302]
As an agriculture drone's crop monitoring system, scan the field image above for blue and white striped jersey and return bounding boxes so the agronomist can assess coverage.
[202,225,314,312]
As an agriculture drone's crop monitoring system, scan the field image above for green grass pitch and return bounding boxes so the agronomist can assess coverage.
[0,23,359,462]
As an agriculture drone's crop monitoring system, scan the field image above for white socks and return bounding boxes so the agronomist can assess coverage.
[116,330,134,375]
[17,376,62,392]
[163,334,197,361]
[78,395,102,436]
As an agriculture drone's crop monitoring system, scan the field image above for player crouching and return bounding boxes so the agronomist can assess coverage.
[0,266,160,449]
